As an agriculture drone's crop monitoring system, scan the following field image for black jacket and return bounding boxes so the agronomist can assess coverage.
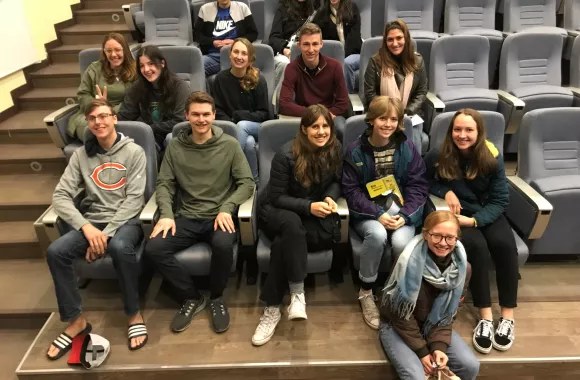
[213,70,270,123]
[258,140,342,222]
[314,3,362,57]
[267,6,309,54]
[363,52,428,116]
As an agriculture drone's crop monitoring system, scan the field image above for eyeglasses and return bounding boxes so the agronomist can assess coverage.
[427,233,458,245]
[86,113,113,123]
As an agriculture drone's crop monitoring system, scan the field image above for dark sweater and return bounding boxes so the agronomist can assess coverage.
[314,4,362,57]
[267,6,309,54]
[213,69,270,123]
[279,53,350,117]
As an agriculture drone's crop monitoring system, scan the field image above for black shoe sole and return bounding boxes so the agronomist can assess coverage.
[171,298,207,333]
[212,321,230,334]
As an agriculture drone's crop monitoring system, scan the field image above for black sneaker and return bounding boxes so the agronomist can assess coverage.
[170,297,206,333]
[208,298,230,333]
[493,317,515,351]
[473,319,494,354]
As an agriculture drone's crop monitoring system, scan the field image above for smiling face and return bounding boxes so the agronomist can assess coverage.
[103,38,124,69]
[302,115,331,148]
[452,113,479,152]
[229,41,250,70]
[139,55,164,83]
[330,0,340,7]
[186,101,215,138]
[370,110,399,142]
[299,32,323,67]
[424,220,459,258]
[87,105,117,140]
[386,28,405,56]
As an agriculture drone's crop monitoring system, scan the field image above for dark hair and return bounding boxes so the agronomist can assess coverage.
[292,104,342,188]
[100,33,137,84]
[280,0,316,23]
[298,22,322,41]
[320,0,354,24]
[134,46,182,119]
[230,38,260,91]
[184,91,215,114]
[84,98,115,117]
[436,109,498,180]
[374,19,419,75]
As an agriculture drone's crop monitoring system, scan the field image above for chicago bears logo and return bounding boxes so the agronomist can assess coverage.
[90,163,127,191]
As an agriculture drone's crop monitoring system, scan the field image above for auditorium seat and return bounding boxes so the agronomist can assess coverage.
[159,45,206,91]
[502,0,568,42]
[564,0,580,31]
[123,2,145,42]
[254,119,349,275]
[570,34,580,94]
[142,0,193,47]
[355,36,383,112]
[39,121,158,285]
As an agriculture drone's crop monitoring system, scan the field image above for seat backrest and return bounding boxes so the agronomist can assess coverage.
[144,0,192,43]
[385,0,435,31]
[499,32,563,91]
[372,0,387,36]
[571,35,580,87]
[353,0,372,39]
[564,0,580,31]
[358,37,383,106]
[172,120,239,140]
[264,0,279,45]
[290,40,345,65]
[159,46,205,91]
[428,111,505,155]
[444,0,497,33]
[503,0,558,32]
[430,34,490,93]
[518,107,580,182]
[258,119,300,193]
[79,48,101,73]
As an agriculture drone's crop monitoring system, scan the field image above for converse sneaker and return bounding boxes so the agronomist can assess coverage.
[208,298,230,333]
[287,292,307,320]
[170,297,206,332]
[252,306,282,346]
[473,319,494,354]
[358,292,380,330]
[493,317,515,351]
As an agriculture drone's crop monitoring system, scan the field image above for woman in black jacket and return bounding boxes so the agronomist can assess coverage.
[315,0,362,93]
[252,104,342,347]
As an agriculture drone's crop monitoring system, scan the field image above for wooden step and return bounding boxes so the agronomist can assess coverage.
[29,63,80,88]
[0,259,55,314]
[48,43,101,63]
[17,87,77,111]
[59,24,131,45]
[0,222,43,259]
[74,8,125,24]
[83,0,129,10]
[0,174,60,222]
[0,111,53,144]
[0,144,65,175]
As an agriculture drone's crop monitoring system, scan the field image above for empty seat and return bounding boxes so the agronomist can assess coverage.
[159,45,205,91]
[143,0,193,46]
[564,0,580,31]
[503,0,568,39]
[123,2,145,42]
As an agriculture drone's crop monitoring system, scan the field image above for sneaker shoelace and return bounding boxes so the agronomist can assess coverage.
[358,293,379,319]
[476,319,493,338]
[210,300,226,317]
[180,300,195,316]
[496,319,514,337]
[256,307,279,334]
[291,293,306,306]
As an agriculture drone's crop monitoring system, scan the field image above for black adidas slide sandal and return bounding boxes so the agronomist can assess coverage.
[128,323,148,351]
[47,322,92,360]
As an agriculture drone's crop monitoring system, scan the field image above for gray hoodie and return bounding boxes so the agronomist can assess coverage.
[52,135,146,237]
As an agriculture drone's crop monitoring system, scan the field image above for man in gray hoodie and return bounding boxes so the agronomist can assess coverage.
[46,99,148,360]
[144,91,254,334]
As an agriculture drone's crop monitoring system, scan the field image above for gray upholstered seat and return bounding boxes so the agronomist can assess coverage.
[571,34,580,90]
[564,0,580,31]
[159,45,205,91]
[143,0,193,47]
[358,37,383,109]
[290,39,345,64]
[502,0,567,38]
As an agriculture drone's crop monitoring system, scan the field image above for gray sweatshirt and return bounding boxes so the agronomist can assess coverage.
[52,135,146,237]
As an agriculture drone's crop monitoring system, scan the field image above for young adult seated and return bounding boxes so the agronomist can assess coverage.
[424,109,519,355]
[46,99,148,360]
[315,0,362,94]
[67,33,136,142]
[144,91,254,334]
[196,0,258,76]
[117,45,190,149]
[279,23,350,138]
[252,104,342,346]
[364,19,428,151]
[268,0,318,103]
[214,37,270,183]
[342,96,427,330]
[379,211,479,380]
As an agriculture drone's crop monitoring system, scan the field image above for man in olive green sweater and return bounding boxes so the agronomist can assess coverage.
[144,91,254,334]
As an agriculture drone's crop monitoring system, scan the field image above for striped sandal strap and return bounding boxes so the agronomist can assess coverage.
[52,332,73,350]
[128,323,148,339]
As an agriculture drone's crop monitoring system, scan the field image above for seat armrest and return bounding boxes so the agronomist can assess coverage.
[44,104,79,148]
[569,87,580,106]
[428,194,450,211]
[568,30,580,38]
[349,94,364,114]
[122,3,142,32]
[505,176,552,240]
[337,197,349,244]
[139,192,159,237]
[238,190,256,246]
[278,115,301,120]
[496,90,525,134]
[425,92,445,113]
[39,206,62,244]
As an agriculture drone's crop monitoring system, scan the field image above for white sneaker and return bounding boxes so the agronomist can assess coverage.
[358,292,380,330]
[252,306,281,346]
[287,292,307,320]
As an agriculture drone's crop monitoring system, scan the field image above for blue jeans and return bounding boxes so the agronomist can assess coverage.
[353,219,415,283]
[344,54,360,94]
[46,221,143,322]
[204,52,221,76]
[380,322,480,380]
[237,120,261,181]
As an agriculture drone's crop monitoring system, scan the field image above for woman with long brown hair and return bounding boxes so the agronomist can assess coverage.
[252,104,342,347]
[67,33,137,141]
[424,109,519,355]
[213,37,270,183]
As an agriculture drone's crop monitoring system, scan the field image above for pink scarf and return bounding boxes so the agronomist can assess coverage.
[380,67,414,108]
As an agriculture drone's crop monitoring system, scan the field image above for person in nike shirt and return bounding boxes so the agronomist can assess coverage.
[195,0,259,76]
[46,99,148,360]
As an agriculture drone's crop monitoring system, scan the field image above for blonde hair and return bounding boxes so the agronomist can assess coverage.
[365,96,405,132]
[231,38,260,92]
[422,211,461,238]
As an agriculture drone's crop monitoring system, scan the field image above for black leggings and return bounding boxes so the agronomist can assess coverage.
[460,214,519,309]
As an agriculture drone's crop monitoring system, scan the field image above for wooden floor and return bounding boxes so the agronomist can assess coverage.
[0,316,48,380]
[14,261,580,380]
